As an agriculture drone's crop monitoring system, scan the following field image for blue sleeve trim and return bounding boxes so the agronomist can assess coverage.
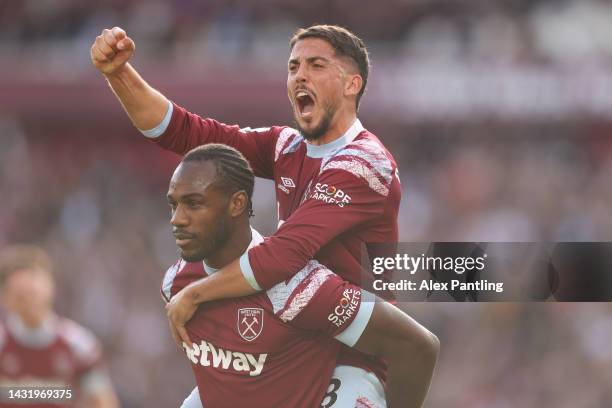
[334,290,375,347]
[140,100,173,138]
[240,251,262,291]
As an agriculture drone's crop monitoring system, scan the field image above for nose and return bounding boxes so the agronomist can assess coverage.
[295,63,308,84]
[170,204,189,227]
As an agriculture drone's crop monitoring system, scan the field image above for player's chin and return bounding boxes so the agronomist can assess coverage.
[296,115,318,135]
[179,247,205,263]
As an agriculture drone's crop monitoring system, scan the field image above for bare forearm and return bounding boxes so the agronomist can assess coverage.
[386,333,439,407]
[355,302,439,407]
[186,258,257,304]
[104,63,169,130]
[166,258,258,348]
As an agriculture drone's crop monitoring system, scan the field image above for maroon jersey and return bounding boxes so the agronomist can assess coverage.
[161,230,374,408]
[149,101,400,381]
[0,315,103,408]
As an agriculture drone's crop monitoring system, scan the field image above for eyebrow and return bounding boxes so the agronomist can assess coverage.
[167,192,205,201]
[288,56,331,65]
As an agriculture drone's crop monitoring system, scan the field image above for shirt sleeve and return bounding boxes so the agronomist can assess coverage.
[274,264,375,347]
[149,102,279,179]
[244,161,394,290]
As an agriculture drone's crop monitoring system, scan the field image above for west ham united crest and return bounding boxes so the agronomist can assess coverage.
[237,308,264,341]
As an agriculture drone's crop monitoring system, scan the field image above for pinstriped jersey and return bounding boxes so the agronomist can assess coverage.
[161,229,374,408]
[152,102,401,384]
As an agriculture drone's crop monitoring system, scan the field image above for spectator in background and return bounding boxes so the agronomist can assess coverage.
[0,245,119,408]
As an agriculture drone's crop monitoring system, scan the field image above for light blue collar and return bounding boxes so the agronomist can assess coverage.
[306,119,364,158]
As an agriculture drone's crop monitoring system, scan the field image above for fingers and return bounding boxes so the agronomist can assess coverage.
[101,28,120,50]
[107,27,134,51]
[93,35,116,61]
[168,318,184,350]
[111,26,126,41]
[177,325,192,347]
[166,302,193,349]
[91,43,107,63]
[94,27,134,58]
[117,36,135,52]
[91,27,136,74]
[168,318,179,347]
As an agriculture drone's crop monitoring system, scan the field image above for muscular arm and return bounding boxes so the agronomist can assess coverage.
[92,27,280,177]
[104,63,169,131]
[91,27,169,130]
[281,267,438,407]
[165,259,254,346]
[355,302,439,408]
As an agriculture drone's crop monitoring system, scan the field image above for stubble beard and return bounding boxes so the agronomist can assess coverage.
[179,217,231,263]
[295,103,335,142]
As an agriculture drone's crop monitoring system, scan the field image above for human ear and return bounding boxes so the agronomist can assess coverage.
[228,191,248,218]
[345,74,363,99]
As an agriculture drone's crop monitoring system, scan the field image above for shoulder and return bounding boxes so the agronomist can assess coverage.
[274,127,304,161]
[161,259,187,301]
[321,131,397,197]
[236,125,283,139]
[265,260,334,322]
[57,318,100,362]
[161,259,205,302]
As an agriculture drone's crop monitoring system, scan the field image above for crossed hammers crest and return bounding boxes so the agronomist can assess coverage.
[241,316,259,337]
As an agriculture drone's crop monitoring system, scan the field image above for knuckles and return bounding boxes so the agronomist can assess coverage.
[91,28,133,70]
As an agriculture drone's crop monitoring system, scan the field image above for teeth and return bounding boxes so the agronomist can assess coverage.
[296,91,308,98]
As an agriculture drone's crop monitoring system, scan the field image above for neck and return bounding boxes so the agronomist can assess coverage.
[308,108,357,146]
[204,218,252,269]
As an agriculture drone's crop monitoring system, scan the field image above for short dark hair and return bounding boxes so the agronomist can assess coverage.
[182,144,255,217]
[0,245,53,288]
[290,25,370,109]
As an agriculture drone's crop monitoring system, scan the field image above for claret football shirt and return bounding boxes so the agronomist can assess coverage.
[161,229,375,408]
[148,101,400,383]
[0,314,107,408]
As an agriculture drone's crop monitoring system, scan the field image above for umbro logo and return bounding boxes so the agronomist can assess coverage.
[278,177,295,195]
[281,177,295,188]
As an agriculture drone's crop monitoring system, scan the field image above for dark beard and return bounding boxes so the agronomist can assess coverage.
[179,216,231,262]
[295,104,334,141]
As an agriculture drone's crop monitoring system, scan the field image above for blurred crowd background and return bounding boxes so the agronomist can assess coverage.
[1,0,612,407]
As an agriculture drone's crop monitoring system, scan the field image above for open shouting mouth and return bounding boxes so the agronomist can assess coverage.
[295,89,316,120]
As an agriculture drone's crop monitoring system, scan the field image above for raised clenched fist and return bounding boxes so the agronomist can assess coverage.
[90,27,135,76]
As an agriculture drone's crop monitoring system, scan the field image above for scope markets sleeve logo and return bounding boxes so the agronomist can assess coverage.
[311,183,352,207]
[328,288,361,328]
